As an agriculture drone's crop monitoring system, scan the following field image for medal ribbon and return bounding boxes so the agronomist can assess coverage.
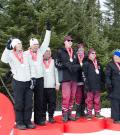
[43,58,52,69]
[78,52,84,64]
[66,48,73,60]
[93,59,98,70]
[13,50,24,64]
[30,50,37,61]
[115,62,120,71]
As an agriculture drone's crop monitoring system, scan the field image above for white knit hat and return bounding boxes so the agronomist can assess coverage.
[11,39,22,48]
[29,38,39,46]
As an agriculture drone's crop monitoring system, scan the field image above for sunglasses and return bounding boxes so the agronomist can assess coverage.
[67,40,73,42]
[91,52,96,54]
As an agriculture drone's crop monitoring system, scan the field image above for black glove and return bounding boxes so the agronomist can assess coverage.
[6,38,13,50]
[46,20,51,30]
[30,78,36,90]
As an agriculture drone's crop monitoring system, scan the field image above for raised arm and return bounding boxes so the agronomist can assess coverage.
[40,21,52,55]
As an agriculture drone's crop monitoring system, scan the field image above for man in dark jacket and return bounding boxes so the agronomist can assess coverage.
[105,50,120,123]
[55,35,79,122]
[83,48,104,120]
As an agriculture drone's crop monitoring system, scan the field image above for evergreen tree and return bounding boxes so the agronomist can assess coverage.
[104,0,120,50]
[0,0,114,75]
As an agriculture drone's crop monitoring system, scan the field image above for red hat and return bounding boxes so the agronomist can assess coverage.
[64,35,73,42]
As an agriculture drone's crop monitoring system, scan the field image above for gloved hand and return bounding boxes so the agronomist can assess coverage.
[30,78,36,90]
[6,38,13,50]
[46,19,51,30]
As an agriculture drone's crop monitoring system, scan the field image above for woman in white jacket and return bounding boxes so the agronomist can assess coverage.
[1,38,35,130]
[26,22,51,125]
[42,47,60,123]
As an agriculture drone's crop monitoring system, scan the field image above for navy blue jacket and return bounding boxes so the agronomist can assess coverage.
[83,59,105,91]
[55,48,80,82]
[106,61,120,99]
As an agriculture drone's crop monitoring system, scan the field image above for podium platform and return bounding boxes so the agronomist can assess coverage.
[13,115,120,134]
[1,92,120,135]
[55,115,105,133]
[14,122,64,135]
[0,93,15,135]
[105,118,120,131]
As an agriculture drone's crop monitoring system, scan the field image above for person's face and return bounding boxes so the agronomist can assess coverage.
[89,51,96,60]
[113,55,120,63]
[30,44,39,52]
[15,43,22,51]
[77,47,84,57]
[64,40,73,48]
[43,50,51,59]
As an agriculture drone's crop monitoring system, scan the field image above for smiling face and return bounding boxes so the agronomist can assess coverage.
[43,49,51,60]
[89,51,96,61]
[64,40,73,48]
[29,38,39,52]
[64,36,73,49]
[15,43,23,51]
[30,44,39,52]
